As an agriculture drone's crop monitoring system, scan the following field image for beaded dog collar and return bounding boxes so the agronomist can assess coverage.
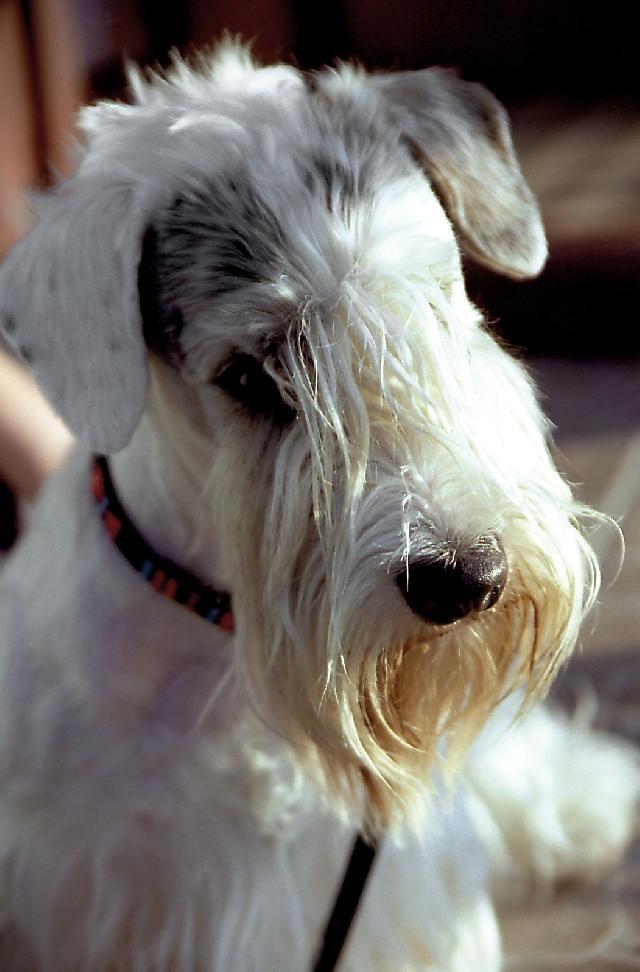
[92,456,234,631]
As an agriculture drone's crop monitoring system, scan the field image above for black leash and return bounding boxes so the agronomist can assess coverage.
[311,833,378,972]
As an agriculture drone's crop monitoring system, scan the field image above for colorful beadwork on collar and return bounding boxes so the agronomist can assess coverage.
[92,456,234,631]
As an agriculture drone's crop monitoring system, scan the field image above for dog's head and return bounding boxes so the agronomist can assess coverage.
[0,42,600,826]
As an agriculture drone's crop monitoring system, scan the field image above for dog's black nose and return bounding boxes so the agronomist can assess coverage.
[396,536,508,625]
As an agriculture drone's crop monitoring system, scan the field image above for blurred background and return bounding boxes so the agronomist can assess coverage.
[0,1,638,964]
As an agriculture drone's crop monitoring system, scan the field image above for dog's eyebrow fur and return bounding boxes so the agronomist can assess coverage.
[139,214,292,374]
[140,178,292,353]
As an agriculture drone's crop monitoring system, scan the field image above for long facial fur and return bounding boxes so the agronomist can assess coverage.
[0,42,606,831]
[116,50,604,829]
[192,268,602,829]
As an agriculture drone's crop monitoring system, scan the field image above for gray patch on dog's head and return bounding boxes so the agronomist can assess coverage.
[139,225,187,366]
[138,184,278,368]
[307,153,358,214]
[137,89,414,372]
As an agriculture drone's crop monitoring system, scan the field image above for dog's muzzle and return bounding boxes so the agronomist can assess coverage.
[395,535,508,625]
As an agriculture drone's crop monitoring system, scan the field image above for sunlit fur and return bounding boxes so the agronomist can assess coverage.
[0,40,637,972]
[191,262,602,828]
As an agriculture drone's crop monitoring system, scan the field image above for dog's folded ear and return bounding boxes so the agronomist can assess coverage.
[0,177,149,453]
[372,68,547,279]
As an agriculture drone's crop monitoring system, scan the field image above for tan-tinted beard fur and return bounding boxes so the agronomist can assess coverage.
[209,278,603,833]
[234,566,578,834]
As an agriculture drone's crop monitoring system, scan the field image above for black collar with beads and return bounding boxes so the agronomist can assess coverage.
[92,455,234,631]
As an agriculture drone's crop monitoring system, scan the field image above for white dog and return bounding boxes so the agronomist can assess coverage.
[0,42,637,971]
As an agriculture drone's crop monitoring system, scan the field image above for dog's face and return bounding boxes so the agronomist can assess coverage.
[0,44,599,824]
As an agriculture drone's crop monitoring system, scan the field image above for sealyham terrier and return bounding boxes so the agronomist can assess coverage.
[0,41,637,972]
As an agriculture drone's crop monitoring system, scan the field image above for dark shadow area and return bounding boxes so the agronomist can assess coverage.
[467,248,640,359]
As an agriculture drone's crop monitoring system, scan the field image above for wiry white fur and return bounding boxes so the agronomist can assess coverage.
[0,41,637,970]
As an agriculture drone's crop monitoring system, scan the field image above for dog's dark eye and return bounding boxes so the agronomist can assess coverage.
[214,354,295,424]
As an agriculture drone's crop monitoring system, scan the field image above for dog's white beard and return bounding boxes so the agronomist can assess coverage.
[210,278,602,830]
